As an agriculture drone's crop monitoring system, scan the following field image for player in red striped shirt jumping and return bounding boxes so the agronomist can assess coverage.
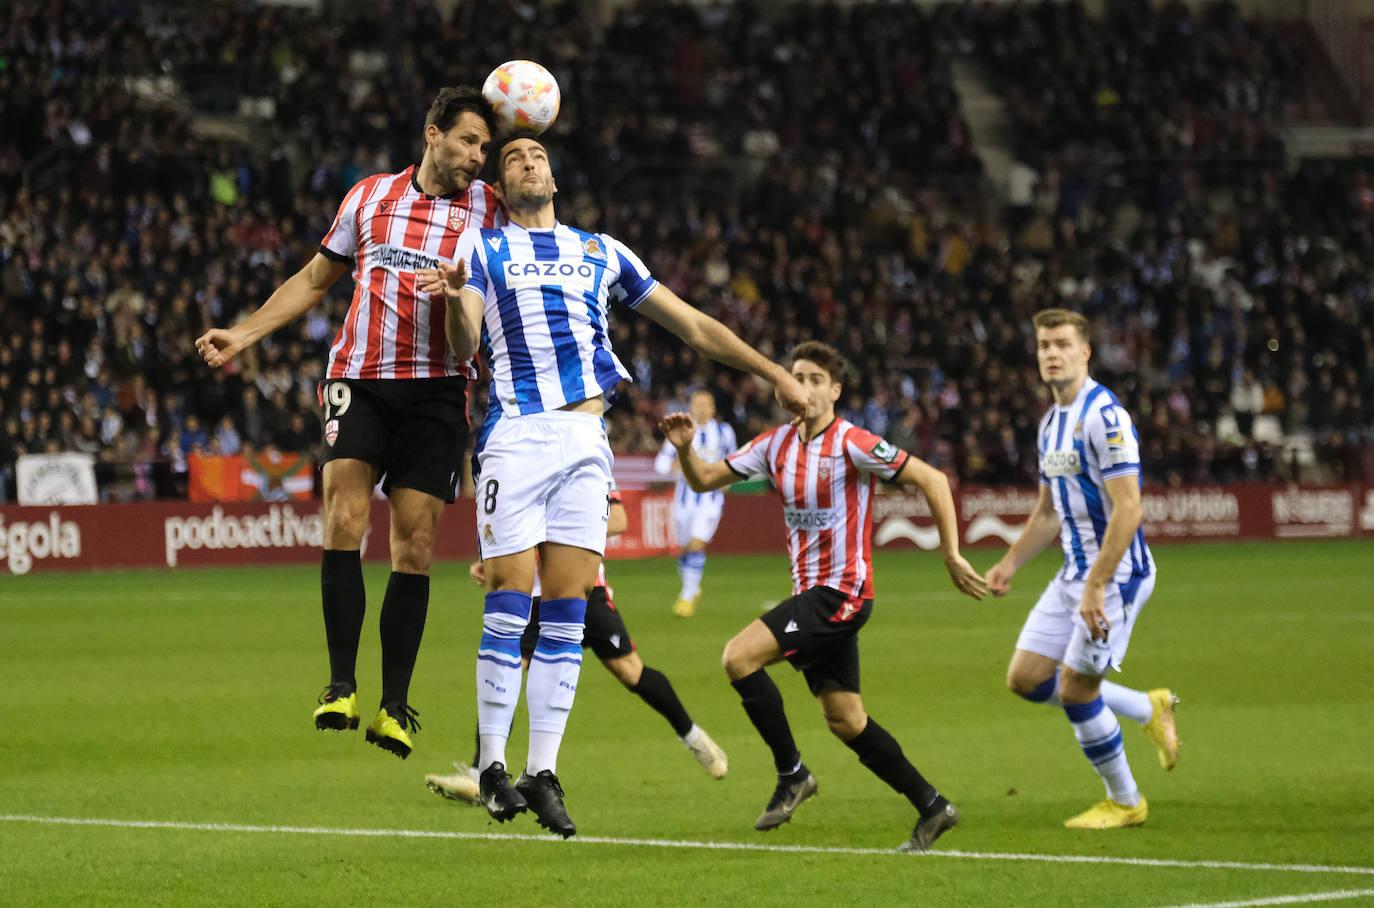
[659,340,988,852]
[195,87,504,759]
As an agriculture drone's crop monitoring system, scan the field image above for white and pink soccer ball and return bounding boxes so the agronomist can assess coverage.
[482,60,561,135]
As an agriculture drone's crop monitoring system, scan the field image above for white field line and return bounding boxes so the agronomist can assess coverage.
[1155,889,1374,908]
[3,814,1374,878]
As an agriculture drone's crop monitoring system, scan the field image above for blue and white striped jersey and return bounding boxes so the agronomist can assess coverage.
[1037,377,1153,585]
[654,418,738,508]
[457,222,658,417]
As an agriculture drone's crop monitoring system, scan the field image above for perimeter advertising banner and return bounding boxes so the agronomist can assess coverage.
[2,484,1370,575]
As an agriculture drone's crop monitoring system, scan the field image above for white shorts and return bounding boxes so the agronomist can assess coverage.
[1014,571,1156,676]
[475,411,614,559]
[673,493,724,546]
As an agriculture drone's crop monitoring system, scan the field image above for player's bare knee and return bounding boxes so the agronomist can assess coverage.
[323,505,369,549]
[1057,668,1100,704]
[824,711,866,740]
[391,533,435,574]
[721,641,753,680]
[1006,670,1036,697]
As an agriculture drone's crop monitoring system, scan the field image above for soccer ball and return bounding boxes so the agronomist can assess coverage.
[482,60,561,135]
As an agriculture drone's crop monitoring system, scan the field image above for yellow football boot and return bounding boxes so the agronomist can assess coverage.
[312,686,359,731]
[365,705,419,759]
[1143,689,1181,771]
[425,763,482,806]
[672,593,700,618]
[1064,796,1148,829]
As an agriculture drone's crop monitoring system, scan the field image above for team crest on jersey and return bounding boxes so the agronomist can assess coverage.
[324,419,339,446]
[818,459,831,482]
[869,440,899,464]
[449,208,467,232]
[1073,421,1083,441]
[583,237,604,259]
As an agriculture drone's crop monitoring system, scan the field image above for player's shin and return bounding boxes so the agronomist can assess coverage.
[845,718,946,816]
[678,551,706,599]
[378,571,428,710]
[731,670,801,773]
[525,597,587,774]
[321,549,366,690]
[1064,697,1140,806]
[477,590,533,771]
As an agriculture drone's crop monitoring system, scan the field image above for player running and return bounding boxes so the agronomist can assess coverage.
[985,308,1179,830]
[660,340,988,853]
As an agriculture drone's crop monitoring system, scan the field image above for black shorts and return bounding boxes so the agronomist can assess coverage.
[318,376,468,502]
[761,586,873,696]
[520,587,634,662]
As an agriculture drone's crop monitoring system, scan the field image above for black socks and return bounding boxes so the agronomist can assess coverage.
[320,549,365,691]
[845,718,944,816]
[378,571,429,711]
[631,666,694,738]
[731,669,801,773]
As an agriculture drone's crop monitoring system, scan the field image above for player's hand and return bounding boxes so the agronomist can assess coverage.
[658,412,697,448]
[1079,583,1110,642]
[195,327,246,369]
[986,560,1015,597]
[773,372,809,418]
[468,560,486,586]
[418,259,469,300]
[943,553,990,601]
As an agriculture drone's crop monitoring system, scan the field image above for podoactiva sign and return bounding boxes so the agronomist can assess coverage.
[1,484,1368,575]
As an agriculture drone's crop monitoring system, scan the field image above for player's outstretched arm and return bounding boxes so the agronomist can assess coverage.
[658,413,738,492]
[195,253,347,368]
[636,285,808,417]
[895,456,988,601]
[985,485,1060,596]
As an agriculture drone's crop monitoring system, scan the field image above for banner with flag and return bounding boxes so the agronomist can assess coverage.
[189,453,315,502]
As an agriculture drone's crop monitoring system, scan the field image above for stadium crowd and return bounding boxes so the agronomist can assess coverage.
[1,0,1371,504]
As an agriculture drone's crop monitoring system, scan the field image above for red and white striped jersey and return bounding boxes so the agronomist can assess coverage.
[320,166,505,380]
[726,418,908,602]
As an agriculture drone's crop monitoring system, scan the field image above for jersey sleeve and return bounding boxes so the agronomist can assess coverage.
[842,427,909,480]
[1091,402,1142,479]
[454,228,490,295]
[605,235,658,309]
[725,428,775,479]
[320,178,370,262]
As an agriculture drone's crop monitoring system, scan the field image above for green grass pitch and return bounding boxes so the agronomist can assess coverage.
[3,541,1373,907]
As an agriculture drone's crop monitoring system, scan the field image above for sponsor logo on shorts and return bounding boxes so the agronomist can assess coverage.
[483,523,496,547]
[324,419,339,446]
[784,619,799,633]
[609,634,621,649]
